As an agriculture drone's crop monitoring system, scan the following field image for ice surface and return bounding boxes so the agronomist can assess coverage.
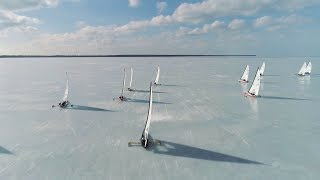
[0,57,319,179]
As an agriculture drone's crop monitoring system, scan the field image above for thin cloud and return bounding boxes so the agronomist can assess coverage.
[157,1,168,14]
[128,0,140,7]
[254,14,312,31]
[228,19,245,30]
[0,0,59,11]
[177,20,226,36]
[0,10,40,31]
[171,0,320,23]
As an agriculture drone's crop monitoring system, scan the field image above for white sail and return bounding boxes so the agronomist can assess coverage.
[305,62,312,74]
[298,62,307,75]
[129,68,133,88]
[260,62,265,76]
[121,68,126,96]
[240,65,249,82]
[248,68,261,96]
[62,73,69,101]
[154,65,160,84]
[142,82,153,147]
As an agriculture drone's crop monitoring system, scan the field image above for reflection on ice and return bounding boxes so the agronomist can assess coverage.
[240,83,248,93]
[298,75,310,85]
[248,97,258,113]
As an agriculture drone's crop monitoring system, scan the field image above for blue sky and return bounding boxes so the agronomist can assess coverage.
[0,0,319,56]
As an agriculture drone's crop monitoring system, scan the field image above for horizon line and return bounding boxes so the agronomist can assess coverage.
[0,54,256,58]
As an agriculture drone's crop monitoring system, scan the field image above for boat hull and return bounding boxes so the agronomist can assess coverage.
[244,92,259,97]
[59,101,70,108]
[238,79,248,83]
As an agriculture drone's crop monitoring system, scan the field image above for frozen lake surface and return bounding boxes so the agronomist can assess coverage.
[0,57,319,179]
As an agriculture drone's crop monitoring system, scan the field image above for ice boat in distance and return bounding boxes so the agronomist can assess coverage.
[128,82,161,148]
[238,65,249,83]
[260,62,265,76]
[117,68,127,101]
[244,68,261,97]
[53,72,73,108]
[305,61,312,74]
[153,65,161,85]
[127,67,135,91]
[297,62,307,76]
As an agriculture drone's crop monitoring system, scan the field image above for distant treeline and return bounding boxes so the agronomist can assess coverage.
[0,54,256,58]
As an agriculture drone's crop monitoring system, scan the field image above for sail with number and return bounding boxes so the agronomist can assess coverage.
[260,62,265,76]
[141,82,153,148]
[248,68,261,96]
[239,65,249,82]
[298,62,307,76]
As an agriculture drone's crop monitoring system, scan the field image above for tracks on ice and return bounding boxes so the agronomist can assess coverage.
[222,127,251,147]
